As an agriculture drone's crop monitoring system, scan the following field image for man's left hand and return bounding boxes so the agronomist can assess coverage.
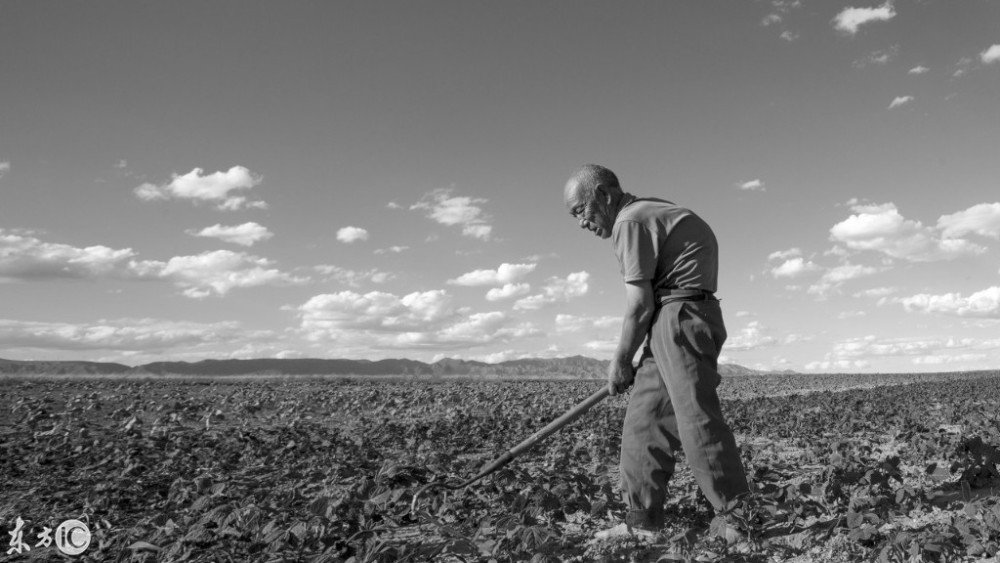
[607,360,635,396]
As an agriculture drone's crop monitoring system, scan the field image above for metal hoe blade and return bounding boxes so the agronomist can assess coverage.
[410,386,610,513]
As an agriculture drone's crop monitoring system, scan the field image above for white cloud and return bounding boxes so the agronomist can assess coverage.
[853,286,897,298]
[888,96,914,109]
[448,263,536,286]
[133,166,267,211]
[833,2,896,35]
[738,179,765,191]
[486,283,531,301]
[0,161,9,179]
[771,257,821,278]
[954,57,973,78]
[314,265,393,287]
[762,14,782,26]
[0,318,272,354]
[981,44,1000,65]
[807,334,1000,371]
[908,65,929,75]
[725,321,778,351]
[897,287,1000,318]
[780,31,799,42]
[297,289,536,351]
[829,202,987,262]
[937,203,1000,239]
[336,226,369,243]
[0,229,137,281]
[411,188,493,240]
[188,222,273,246]
[767,248,802,261]
[386,201,402,210]
[132,250,306,298]
[374,246,409,255]
[513,271,589,310]
[853,45,899,68]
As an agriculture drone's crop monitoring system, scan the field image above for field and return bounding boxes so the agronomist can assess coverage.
[1,371,1000,562]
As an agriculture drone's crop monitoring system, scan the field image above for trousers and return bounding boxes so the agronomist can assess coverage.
[619,297,749,528]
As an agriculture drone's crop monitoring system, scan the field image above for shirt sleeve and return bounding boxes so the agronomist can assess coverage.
[612,220,656,283]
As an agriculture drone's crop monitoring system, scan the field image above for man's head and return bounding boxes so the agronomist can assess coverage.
[563,164,624,239]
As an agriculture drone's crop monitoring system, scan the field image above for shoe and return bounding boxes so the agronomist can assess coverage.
[593,522,658,541]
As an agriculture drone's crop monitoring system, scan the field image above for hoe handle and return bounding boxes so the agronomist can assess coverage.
[457,386,611,488]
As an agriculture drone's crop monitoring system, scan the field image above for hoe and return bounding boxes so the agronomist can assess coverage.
[410,386,610,512]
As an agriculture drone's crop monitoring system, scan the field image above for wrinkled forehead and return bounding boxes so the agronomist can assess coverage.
[563,180,588,208]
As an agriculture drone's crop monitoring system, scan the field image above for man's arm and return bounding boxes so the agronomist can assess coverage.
[608,280,655,396]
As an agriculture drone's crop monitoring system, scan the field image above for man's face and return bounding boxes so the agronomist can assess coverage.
[566,184,612,239]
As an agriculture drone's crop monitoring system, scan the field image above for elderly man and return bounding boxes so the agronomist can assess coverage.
[563,164,749,540]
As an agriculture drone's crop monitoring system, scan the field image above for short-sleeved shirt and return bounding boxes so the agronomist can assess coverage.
[612,196,719,293]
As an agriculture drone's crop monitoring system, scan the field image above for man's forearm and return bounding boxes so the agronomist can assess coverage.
[613,281,655,367]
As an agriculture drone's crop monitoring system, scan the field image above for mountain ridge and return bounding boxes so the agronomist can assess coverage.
[0,356,779,378]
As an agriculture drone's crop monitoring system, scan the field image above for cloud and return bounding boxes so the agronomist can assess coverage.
[853,45,899,68]
[411,188,493,240]
[114,159,128,169]
[336,226,369,243]
[853,286,897,298]
[0,161,9,179]
[761,14,782,26]
[132,250,307,298]
[937,203,1000,239]
[833,2,896,35]
[981,44,1000,65]
[908,65,929,75]
[513,271,589,310]
[806,334,1000,371]
[771,257,821,278]
[0,229,137,281]
[897,287,1000,318]
[805,262,880,298]
[374,246,409,255]
[953,57,973,77]
[486,283,531,301]
[297,289,538,351]
[888,96,914,109]
[828,202,987,261]
[314,265,393,287]
[187,222,273,246]
[738,179,765,191]
[133,166,267,211]
[386,201,402,210]
[725,321,778,351]
[0,317,272,354]
[767,248,802,261]
[448,263,536,286]
[780,31,799,42]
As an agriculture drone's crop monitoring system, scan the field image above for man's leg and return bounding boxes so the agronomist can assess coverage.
[618,346,682,529]
[649,299,749,511]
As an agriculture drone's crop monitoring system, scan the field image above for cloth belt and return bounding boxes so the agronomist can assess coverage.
[655,287,716,306]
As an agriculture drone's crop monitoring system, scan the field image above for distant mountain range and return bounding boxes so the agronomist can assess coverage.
[0,356,777,378]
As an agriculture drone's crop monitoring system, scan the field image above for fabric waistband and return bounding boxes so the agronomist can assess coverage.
[655,288,716,305]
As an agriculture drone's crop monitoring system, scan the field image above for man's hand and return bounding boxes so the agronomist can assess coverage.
[607,359,635,396]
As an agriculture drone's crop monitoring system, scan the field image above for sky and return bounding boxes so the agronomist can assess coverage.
[1,1,999,373]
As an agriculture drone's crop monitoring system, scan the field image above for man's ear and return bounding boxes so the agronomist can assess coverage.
[594,184,613,206]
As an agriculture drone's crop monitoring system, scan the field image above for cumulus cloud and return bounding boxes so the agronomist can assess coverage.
[297,289,537,351]
[336,226,369,243]
[888,96,914,109]
[0,161,9,179]
[411,188,493,240]
[937,203,1000,239]
[807,334,999,371]
[771,257,821,278]
[806,262,880,298]
[0,317,272,354]
[374,246,409,255]
[833,2,896,35]
[0,229,137,281]
[981,44,1000,65]
[829,202,987,262]
[132,250,307,298]
[188,222,273,246]
[738,179,765,191]
[897,287,1000,318]
[725,321,778,351]
[314,265,392,287]
[448,263,536,286]
[768,248,802,261]
[761,14,782,26]
[133,166,267,211]
[486,283,531,301]
[780,31,799,41]
[554,314,621,333]
[908,65,929,75]
[513,271,589,310]
[853,45,899,68]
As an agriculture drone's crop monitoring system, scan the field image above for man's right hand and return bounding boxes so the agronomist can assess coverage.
[607,359,635,396]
